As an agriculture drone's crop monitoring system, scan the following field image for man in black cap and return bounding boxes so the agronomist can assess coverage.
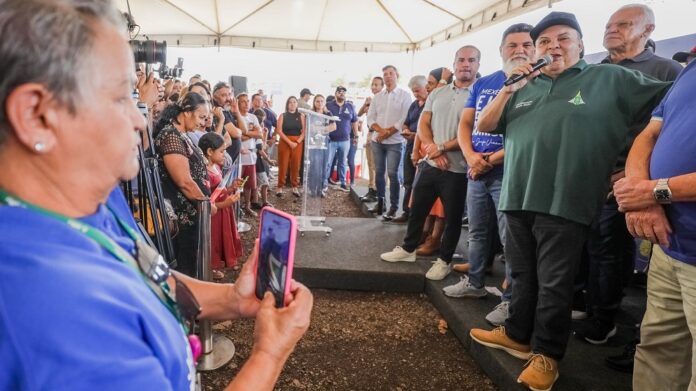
[468,11,670,390]
[299,88,312,110]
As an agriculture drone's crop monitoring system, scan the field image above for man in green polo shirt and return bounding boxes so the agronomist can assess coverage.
[468,11,670,391]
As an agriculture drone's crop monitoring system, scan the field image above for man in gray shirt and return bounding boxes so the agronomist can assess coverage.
[381,46,480,281]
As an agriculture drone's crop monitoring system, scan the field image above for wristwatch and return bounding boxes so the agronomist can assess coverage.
[653,178,672,204]
[437,144,445,153]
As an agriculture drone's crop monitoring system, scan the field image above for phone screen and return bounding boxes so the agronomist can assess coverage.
[255,208,296,307]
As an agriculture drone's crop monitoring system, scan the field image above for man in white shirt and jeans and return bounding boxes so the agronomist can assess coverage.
[237,93,263,217]
[381,46,480,281]
[366,65,412,219]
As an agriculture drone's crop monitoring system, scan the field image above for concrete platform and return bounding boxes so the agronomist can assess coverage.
[294,217,432,292]
[293,190,641,391]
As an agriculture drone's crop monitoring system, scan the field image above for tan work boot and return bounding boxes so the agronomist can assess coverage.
[469,326,532,360]
[416,236,440,256]
[517,353,559,391]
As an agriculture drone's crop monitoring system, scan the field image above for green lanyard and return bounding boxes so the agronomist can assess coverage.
[0,189,188,333]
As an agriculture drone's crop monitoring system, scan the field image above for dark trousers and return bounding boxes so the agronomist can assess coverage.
[402,164,467,262]
[587,197,636,324]
[504,211,588,361]
[347,139,357,184]
[402,142,416,214]
[174,223,199,278]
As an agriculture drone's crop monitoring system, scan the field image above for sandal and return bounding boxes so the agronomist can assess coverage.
[292,188,301,197]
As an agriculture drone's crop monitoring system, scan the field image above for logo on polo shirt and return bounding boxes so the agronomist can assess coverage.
[568,91,585,106]
[514,100,534,109]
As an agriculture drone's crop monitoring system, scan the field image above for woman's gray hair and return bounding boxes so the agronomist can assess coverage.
[408,75,427,89]
[0,0,125,144]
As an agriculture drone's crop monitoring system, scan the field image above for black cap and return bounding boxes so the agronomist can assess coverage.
[673,46,696,63]
[335,86,347,92]
[300,88,312,97]
[530,11,582,43]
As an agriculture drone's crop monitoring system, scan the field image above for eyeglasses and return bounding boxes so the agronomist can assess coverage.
[135,240,201,329]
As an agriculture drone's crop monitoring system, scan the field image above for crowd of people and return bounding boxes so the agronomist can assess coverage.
[375,5,694,391]
[1,0,695,390]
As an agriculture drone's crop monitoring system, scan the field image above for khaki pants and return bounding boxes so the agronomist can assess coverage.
[634,245,696,391]
[365,138,376,189]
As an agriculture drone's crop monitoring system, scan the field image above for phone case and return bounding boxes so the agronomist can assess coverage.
[254,207,297,307]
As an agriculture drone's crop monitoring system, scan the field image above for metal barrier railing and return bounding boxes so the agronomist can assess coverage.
[195,200,236,371]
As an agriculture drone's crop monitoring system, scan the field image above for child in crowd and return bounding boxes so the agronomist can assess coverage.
[199,133,243,279]
[253,109,276,209]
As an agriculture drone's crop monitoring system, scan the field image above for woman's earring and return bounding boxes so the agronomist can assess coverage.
[34,142,45,152]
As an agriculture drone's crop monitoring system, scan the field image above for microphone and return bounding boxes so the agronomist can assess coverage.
[503,55,552,86]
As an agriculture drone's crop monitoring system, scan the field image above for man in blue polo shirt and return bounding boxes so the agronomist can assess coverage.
[613,59,696,390]
[447,23,535,327]
[326,86,358,192]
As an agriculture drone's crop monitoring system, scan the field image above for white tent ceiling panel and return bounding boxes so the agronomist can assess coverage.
[165,0,219,32]
[379,0,460,42]
[216,0,273,35]
[317,0,407,43]
[228,0,326,41]
[117,0,554,52]
[115,0,215,34]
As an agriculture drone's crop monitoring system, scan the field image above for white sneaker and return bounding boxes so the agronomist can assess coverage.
[572,310,588,320]
[426,258,451,280]
[442,275,487,298]
[485,301,510,326]
[380,246,416,263]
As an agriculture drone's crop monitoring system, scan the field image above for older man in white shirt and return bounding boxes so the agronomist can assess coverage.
[366,65,413,219]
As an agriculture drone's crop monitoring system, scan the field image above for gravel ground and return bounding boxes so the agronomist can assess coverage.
[201,178,496,391]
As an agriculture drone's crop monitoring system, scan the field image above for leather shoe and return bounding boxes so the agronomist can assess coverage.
[390,213,409,224]
[416,236,440,256]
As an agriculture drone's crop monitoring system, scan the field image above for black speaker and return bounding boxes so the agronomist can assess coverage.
[229,75,248,95]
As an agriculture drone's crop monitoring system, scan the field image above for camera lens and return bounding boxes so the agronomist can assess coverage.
[130,40,167,64]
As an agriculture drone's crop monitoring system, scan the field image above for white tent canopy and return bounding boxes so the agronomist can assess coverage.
[115,0,558,52]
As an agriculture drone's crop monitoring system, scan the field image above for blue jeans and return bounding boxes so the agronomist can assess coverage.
[372,142,403,210]
[466,172,511,301]
[308,149,327,196]
[324,140,350,186]
[347,139,357,184]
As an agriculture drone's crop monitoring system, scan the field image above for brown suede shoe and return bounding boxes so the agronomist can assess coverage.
[416,236,440,256]
[469,326,532,360]
[517,354,559,391]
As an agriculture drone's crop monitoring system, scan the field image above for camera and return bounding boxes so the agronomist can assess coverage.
[158,65,183,79]
[129,39,167,64]
[158,57,184,80]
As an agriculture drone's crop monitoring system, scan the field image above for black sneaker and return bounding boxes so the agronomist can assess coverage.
[605,340,637,373]
[575,318,617,345]
[339,184,350,192]
[382,208,397,221]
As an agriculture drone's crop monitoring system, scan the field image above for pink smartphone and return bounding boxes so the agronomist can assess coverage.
[254,207,297,307]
